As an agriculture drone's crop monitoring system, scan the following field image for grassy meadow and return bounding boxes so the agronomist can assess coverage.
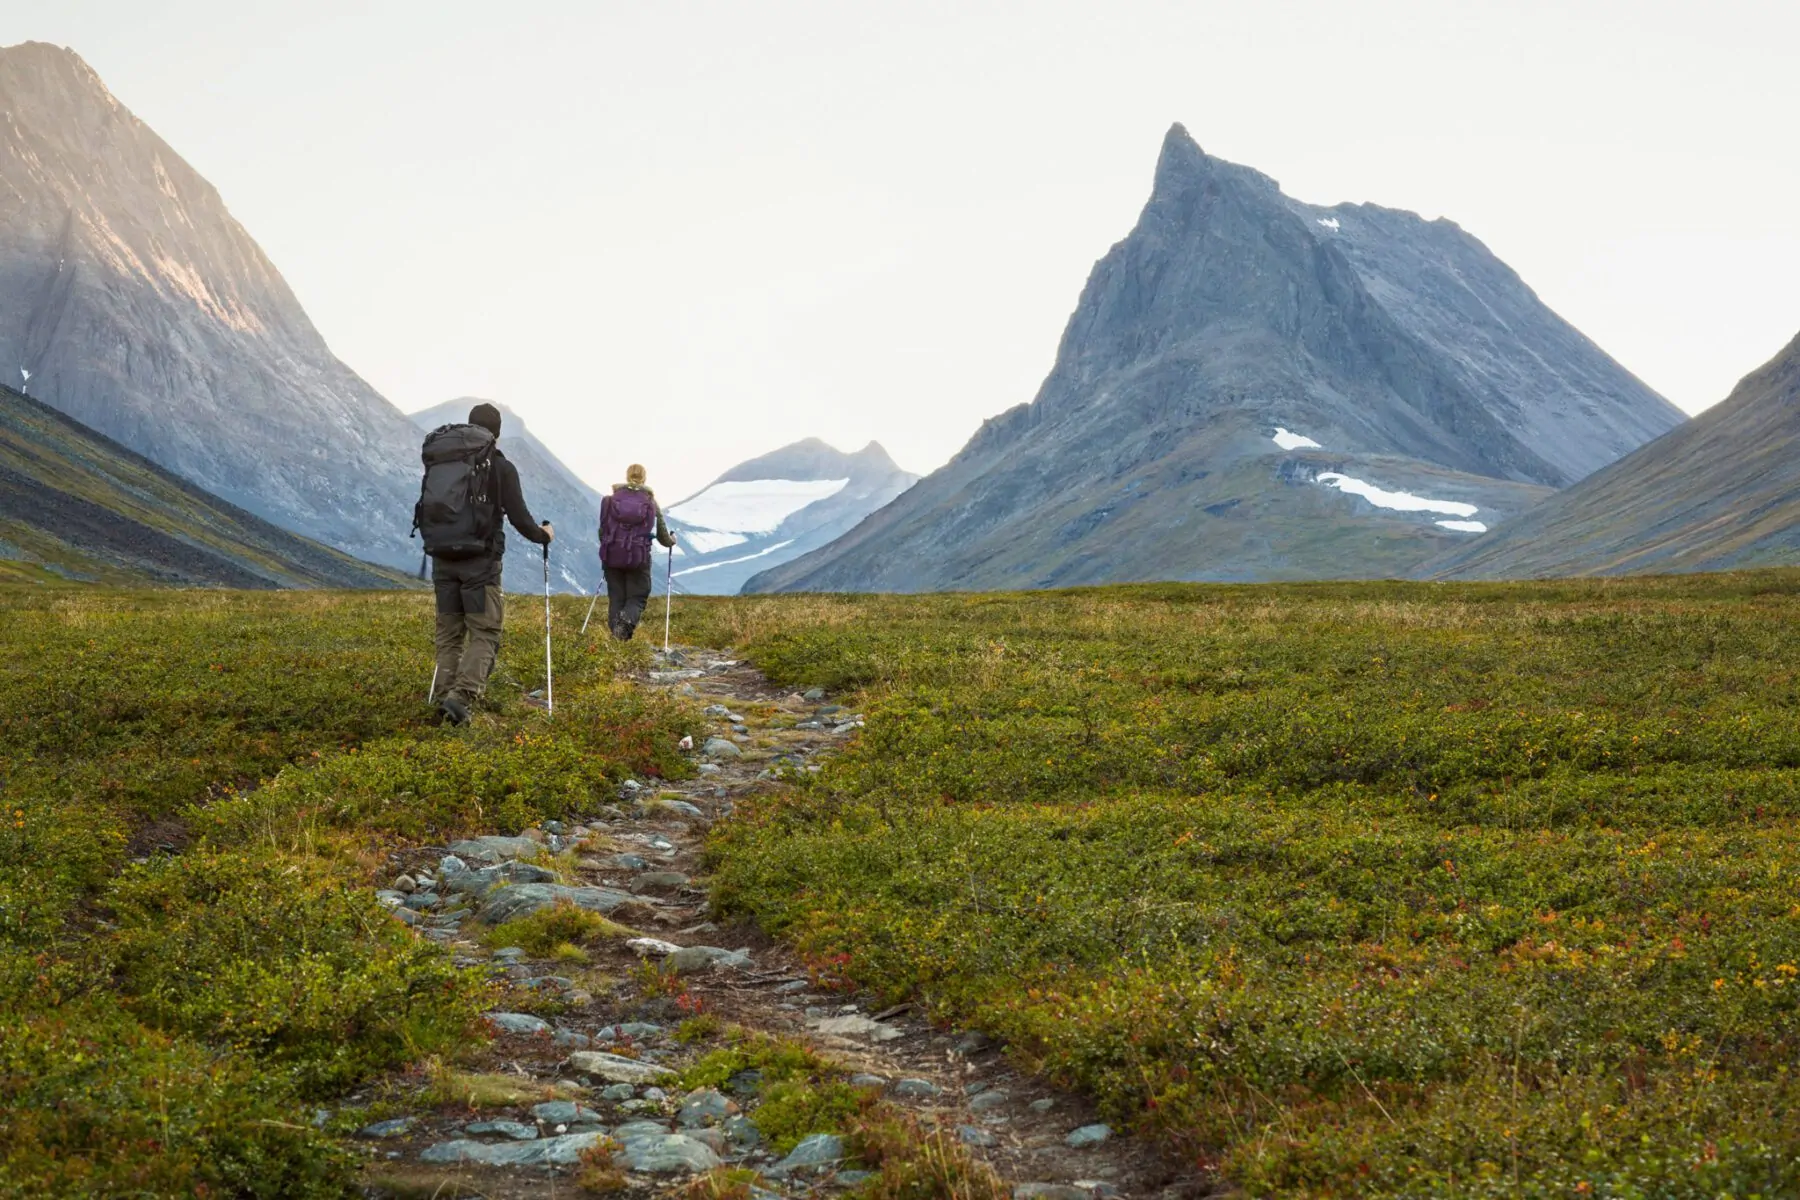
[0,586,688,1196]
[683,575,1800,1198]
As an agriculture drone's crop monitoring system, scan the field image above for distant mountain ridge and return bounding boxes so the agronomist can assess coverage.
[0,382,413,588]
[747,125,1682,593]
[409,399,604,594]
[665,438,918,595]
[0,42,426,568]
[1425,330,1800,579]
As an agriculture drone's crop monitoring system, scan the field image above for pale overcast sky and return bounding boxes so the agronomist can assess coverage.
[8,0,1798,500]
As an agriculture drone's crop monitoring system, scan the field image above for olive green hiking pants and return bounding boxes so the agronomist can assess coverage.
[432,556,504,704]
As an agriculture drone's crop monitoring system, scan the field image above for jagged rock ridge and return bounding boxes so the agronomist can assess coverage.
[747,124,1683,593]
[0,42,425,568]
[1424,330,1800,579]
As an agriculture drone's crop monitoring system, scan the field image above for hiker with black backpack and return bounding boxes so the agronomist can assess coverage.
[412,402,553,726]
[598,464,676,641]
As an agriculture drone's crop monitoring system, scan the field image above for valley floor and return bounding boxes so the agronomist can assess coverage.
[6,575,1800,1197]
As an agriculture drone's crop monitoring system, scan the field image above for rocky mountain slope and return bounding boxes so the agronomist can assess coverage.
[0,41,425,569]
[1425,330,1800,578]
[0,382,413,588]
[746,125,1682,593]
[410,399,605,594]
[663,439,918,595]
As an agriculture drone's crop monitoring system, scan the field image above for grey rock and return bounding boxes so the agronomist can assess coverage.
[969,1090,1009,1112]
[598,1021,665,1042]
[447,834,541,864]
[476,883,635,925]
[464,1119,538,1141]
[615,1131,723,1175]
[600,1083,636,1101]
[809,1012,902,1042]
[662,799,707,819]
[642,1086,668,1103]
[703,704,731,716]
[438,854,468,876]
[1029,1098,1057,1114]
[667,945,751,974]
[701,737,741,759]
[419,1131,608,1166]
[770,1132,844,1175]
[355,1117,416,1139]
[611,1119,672,1140]
[484,1011,550,1036]
[742,125,1683,596]
[492,947,527,962]
[893,1078,941,1099]
[677,1088,736,1127]
[443,860,557,899]
[1065,1123,1112,1149]
[850,1073,888,1088]
[552,1028,592,1049]
[610,853,650,870]
[1014,1187,1090,1200]
[697,763,721,776]
[688,1127,728,1156]
[803,688,826,701]
[531,1100,602,1126]
[723,1114,763,1147]
[958,1125,998,1147]
[392,874,417,893]
[566,1051,676,1085]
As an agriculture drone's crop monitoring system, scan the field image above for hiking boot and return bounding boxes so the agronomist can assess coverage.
[438,693,471,727]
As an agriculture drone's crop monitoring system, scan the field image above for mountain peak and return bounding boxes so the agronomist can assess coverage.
[1153,122,1208,192]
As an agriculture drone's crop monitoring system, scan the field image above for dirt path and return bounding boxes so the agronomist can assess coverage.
[358,646,1207,1199]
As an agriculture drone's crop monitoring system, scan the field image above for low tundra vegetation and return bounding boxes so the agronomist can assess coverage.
[687,576,1800,1197]
[0,587,688,1195]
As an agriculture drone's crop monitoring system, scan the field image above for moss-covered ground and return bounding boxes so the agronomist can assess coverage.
[682,575,1800,1198]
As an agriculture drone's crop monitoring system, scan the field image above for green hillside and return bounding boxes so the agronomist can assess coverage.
[0,384,416,588]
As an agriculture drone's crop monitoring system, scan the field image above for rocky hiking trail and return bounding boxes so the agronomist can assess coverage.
[357,647,1205,1200]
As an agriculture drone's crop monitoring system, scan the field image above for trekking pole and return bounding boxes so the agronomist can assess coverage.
[580,585,601,635]
[428,664,438,704]
[542,542,554,717]
[663,542,674,653]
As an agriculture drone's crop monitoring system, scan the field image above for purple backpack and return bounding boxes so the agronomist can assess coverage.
[600,487,656,569]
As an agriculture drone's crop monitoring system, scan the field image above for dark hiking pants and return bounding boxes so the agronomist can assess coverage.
[433,554,504,702]
[604,564,654,639]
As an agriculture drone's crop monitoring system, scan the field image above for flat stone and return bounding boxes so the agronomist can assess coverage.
[677,1087,737,1127]
[566,1051,677,1085]
[1014,1187,1089,1200]
[464,1119,538,1141]
[483,1011,550,1036]
[393,874,418,893]
[552,1028,591,1049]
[355,1117,416,1139]
[447,835,540,863]
[616,1132,723,1174]
[667,945,751,974]
[610,853,650,870]
[1065,1123,1112,1149]
[662,799,707,819]
[809,1013,903,1043]
[770,1132,844,1176]
[477,883,636,925]
[419,1131,608,1166]
[850,1073,888,1088]
[626,937,682,957]
[443,861,558,898]
[893,1078,941,1099]
[723,1114,763,1147]
[438,853,469,875]
[958,1125,998,1147]
[532,1100,603,1126]
[802,688,826,701]
[611,1119,672,1140]
[701,737,742,759]
[492,947,527,961]
[631,870,690,892]
[969,1090,1010,1112]
[598,1021,665,1041]
[1029,1098,1056,1114]
[600,1083,636,1101]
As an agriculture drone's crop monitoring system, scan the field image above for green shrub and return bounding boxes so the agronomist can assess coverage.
[482,900,636,956]
[108,847,486,1095]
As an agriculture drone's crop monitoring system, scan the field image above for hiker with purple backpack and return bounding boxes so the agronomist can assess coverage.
[598,463,677,641]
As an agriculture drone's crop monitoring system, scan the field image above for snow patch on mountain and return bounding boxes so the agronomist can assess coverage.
[1272,427,1322,450]
[668,478,849,534]
[1316,472,1479,518]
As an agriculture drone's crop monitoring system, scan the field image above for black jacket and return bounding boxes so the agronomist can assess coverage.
[489,448,550,558]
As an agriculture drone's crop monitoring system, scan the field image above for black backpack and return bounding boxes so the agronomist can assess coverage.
[412,424,499,558]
